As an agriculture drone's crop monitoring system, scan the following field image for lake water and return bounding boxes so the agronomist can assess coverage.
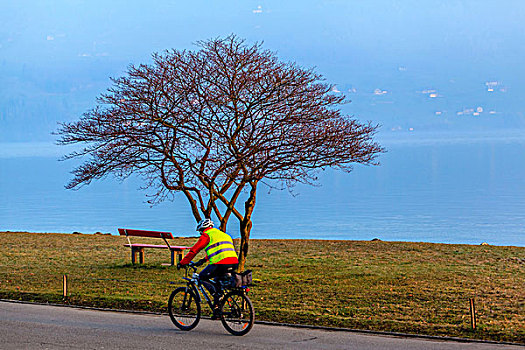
[1,130,524,246]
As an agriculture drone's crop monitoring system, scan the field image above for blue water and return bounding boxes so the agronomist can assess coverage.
[1,131,524,246]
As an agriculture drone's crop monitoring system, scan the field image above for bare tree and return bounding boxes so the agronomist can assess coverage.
[57,35,384,270]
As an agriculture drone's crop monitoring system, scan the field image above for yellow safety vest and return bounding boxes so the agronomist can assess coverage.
[204,228,238,264]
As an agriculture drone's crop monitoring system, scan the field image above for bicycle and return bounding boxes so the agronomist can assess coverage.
[168,260,255,336]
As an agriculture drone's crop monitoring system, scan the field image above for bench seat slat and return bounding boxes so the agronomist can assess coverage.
[124,244,189,250]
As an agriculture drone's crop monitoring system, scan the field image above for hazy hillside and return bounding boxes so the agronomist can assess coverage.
[1,59,524,142]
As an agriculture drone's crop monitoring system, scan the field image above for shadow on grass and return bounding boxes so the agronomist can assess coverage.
[104,263,176,270]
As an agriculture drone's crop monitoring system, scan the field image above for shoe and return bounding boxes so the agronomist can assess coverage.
[211,308,221,320]
[212,294,221,308]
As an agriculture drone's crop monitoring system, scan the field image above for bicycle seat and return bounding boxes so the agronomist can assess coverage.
[219,272,233,280]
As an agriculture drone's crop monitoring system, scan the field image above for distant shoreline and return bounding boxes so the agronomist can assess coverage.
[4,129,525,158]
[1,231,523,248]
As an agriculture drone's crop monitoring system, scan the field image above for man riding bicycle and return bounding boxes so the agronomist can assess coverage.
[177,218,238,315]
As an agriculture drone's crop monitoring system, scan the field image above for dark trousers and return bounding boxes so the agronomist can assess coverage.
[199,263,238,300]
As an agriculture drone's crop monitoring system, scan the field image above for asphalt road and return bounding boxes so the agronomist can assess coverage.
[0,301,521,350]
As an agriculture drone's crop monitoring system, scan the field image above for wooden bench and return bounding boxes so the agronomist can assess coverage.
[118,228,190,265]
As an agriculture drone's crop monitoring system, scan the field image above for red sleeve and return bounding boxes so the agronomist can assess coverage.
[180,233,210,265]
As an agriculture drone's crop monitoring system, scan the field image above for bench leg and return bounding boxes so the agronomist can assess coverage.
[131,248,136,264]
[170,250,184,266]
[138,248,144,264]
[131,248,145,264]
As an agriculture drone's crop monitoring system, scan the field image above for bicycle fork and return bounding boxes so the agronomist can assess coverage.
[181,287,193,311]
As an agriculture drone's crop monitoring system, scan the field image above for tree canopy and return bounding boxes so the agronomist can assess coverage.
[57,35,384,270]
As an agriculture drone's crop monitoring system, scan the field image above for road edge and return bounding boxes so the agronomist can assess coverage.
[1,298,523,347]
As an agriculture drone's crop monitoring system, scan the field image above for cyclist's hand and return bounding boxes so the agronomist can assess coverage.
[195,258,206,267]
[176,263,183,270]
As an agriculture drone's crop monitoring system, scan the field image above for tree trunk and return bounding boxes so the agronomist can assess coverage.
[219,221,227,232]
[237,182,257,272]
[238,219,252,271]
[182,189,201,222]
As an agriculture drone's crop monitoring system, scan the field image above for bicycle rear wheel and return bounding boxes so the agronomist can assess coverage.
[168,287,201,331]
[220,290,254,336]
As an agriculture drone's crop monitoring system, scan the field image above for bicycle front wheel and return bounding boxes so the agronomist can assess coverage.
[168,287,201,331]
[220,290,254,336]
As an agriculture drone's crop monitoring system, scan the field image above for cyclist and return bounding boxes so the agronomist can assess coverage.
[177,218,238,315]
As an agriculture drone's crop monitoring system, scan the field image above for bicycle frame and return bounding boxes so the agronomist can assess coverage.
[181,267,219,311]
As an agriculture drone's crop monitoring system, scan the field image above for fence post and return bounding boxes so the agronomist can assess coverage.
[63,274,68,298]
[469,298,476,330]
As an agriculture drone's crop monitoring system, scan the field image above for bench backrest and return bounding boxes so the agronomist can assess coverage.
[118,228,174,240]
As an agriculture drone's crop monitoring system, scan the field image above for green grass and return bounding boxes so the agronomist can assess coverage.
[0,231,523,343]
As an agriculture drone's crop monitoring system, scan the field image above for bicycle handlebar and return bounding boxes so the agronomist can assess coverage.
[180,258,206,276]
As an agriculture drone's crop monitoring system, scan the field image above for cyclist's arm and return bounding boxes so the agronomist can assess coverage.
[179,233,210,265]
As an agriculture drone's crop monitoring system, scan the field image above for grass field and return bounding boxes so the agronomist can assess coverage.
[0,231,523,343]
